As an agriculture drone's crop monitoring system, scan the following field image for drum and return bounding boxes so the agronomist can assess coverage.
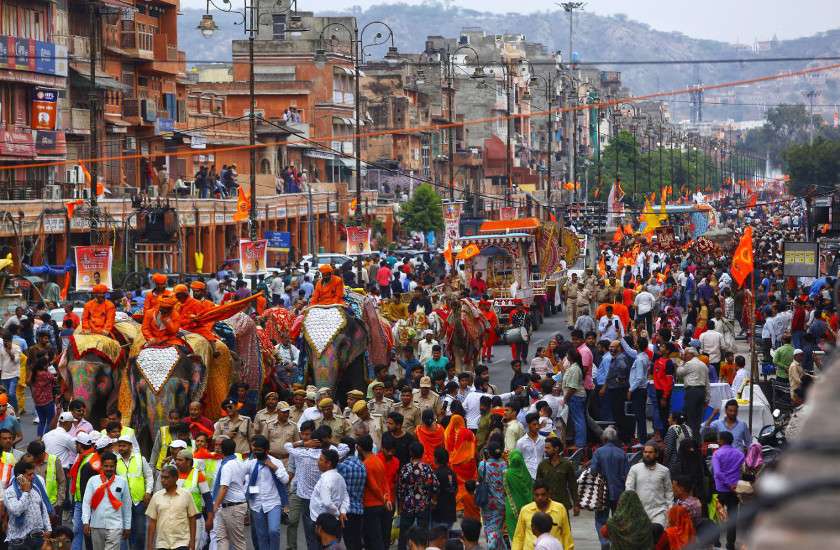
[502,327,525,344]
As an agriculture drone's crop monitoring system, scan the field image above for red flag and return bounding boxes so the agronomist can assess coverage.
[730,227,754,287]
[60,271,71,301]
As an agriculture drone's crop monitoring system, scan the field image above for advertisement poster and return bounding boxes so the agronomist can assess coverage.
[74,246,113,290]
[499,207,518,221]
[783,241,819,278]
[346,226,372,255]
[265,231,291,253]
[31,88,57,130]
[239,239,268,276]
[442,201,462,245]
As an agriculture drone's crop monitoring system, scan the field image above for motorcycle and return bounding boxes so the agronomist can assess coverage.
[757,408,787,467]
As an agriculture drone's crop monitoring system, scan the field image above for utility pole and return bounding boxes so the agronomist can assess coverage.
[88,3,99,241]
[558,2,584,202]
[505,58,513,206]
[446,45,455,202]
[805,90,818,145]
[559,2,585,68]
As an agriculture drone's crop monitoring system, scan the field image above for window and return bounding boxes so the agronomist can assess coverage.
[0,3,48,41]
[272,14,286,40]
[260,158,271,174]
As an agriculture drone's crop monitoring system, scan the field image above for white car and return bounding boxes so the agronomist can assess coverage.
[49,307,84,327]
[297,254,354,271]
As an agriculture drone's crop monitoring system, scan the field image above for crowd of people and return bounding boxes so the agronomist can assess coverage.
[0,197,830,550]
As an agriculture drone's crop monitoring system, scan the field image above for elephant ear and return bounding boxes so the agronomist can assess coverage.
[303,306,347,357]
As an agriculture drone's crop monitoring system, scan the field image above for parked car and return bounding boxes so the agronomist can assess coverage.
[297,254,354,271]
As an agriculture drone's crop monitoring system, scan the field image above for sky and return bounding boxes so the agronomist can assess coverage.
[181,0,840,44]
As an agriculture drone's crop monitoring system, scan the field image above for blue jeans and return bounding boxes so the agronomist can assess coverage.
[199,185,209,198]
[35,403,54,437]
[251,505,282,549]
[72,501,84,550]
[595,499,619,547]
[792,330,804,350]
[302,505,319,550]
[1,377,18,411]
[569,394,587,448]
[631,387,648,442]
[121,502,146,550]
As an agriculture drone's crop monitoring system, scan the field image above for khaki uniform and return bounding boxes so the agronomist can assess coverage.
[575,286,592,317]
[565,284,579,323]
[317,415,352,440]
[352,417,383,450]
[289,405,307,426]
[367,397,393,418]
[389,402,422,435]
[253,407,279,436]
[606,282,623,303]
[213,415,252,455]
[412,389,442,417]
[266,421,299,462]
[595,287,611,304]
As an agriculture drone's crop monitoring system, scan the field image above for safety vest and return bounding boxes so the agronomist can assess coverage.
[74,453,94,500]
[200,452,242,488]
[155,426,172,470]
[116,454,146,504]
[44,454,59,505]
[0,450,16,487]
[179,468,204,513]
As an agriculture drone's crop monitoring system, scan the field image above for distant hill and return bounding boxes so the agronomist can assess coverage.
[178,3,840,121]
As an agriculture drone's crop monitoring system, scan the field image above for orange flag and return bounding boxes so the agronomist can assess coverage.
[80,162,92,185]
[233,186,251,222]
[192,291,263,326]
[746,193,757,208]
[612,225,624,242]
[731,226,754,287]
[443,241,454,265]
[65,199,84,218]
[597,255,606,277]
[456,243,480,260]
[60,271,71,301]
[623,223,634,235]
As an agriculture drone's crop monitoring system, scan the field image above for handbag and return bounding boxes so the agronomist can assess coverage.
[474,461,490,508]
[577,467,607,511]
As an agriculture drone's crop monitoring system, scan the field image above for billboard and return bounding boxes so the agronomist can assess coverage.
[783,241,819,278]
[239,239,268,276]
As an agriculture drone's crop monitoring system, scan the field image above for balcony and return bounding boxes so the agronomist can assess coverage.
[60,108,91,135]
[141,34,186,75]
[67,35,90,60]
[105,22,154,61]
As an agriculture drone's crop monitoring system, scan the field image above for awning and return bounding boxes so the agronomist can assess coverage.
[332,116,364,127]
[456,233,532,246]
[70,66,130,91]
[334,66,355,76]
[328,157,356,170]
[479,218,540,233]
[103,114,131,126]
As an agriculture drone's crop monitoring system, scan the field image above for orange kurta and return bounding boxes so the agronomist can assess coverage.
[144,290,166,314]
[178,297,218,342]
[310,277,345,306]
[81,299,116,335]
[141,307,184,346]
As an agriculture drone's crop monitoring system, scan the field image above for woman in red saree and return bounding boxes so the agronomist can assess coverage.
[416,409,445,465]
[444,413,477,509]
[479,300,498,362]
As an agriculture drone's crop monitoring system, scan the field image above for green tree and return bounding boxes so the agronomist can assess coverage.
[783,137,840,197]
[399,183,444,233]
[742,103,822,166]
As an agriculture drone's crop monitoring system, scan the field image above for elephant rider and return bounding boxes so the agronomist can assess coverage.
[144,272,169,314]
[81,284,116,336]
[174,282,220,357]
[141,291,184,347]
[309,264,345,306]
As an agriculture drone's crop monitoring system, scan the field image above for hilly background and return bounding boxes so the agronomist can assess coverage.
[178,2,840,121]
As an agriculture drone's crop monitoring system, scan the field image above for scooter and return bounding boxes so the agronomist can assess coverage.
[757,408,787,466]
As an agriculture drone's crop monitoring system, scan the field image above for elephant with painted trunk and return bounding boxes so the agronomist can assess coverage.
[442,296,488,372]
[298,294,391,407]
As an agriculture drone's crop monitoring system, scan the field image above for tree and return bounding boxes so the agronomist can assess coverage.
[783,137,840,197]
[741,103,823,167]
[399,183,444,233]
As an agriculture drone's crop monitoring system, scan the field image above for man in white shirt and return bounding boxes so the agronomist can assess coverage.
[43,411,78,468]
[515,412,546,479]
[269,275,285,306]
[309,448,349,523]
[598,306,625,341]
[634,288,656,334]
[462,388,517,429]
[699,320,724,373]
[244,435,289,548]
[82,451,133,548]
[416,331,438,365]
[212,438,249,550]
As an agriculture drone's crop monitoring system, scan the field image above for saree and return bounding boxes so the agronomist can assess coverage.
[503,449,533,538]
[606,490,653,550]
[479,458,507,550]
[663,504,696,549]
[444,414,477,509]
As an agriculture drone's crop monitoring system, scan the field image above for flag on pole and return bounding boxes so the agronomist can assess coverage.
[443,240,454,265]
[80,162,91,185]
[746,192,757,208]
[605,179,625,228]
[612,225,624,242]
[731,226,754,287]
[233,186,251,222]
[456,243,480,261]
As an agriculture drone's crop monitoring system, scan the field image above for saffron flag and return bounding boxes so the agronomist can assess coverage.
[233,187,251,222]
[65,199,84,218]
[730,226,754,287]
[746,193,757,208]
[443,241,454,265]
[80,162,92,185]
[456,243,480,261]
[612,225,624,242]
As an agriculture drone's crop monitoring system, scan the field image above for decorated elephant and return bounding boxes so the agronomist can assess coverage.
[59,319,139,429]
[442,296,488,372]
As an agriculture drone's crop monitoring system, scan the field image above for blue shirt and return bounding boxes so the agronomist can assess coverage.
[300,282,314,300]
[336,455,366,515]
[628,352,650,392]
[595,354,611,386]
[11,336,26,352]
[709,418,751,452]
[590,442,629,502]
[0,415,21,435]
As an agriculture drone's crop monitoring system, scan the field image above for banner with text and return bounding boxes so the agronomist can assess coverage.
[31,88,57,131]
[442,201,463,245]
[346,226,372,255]
[239,239,268,276]
[74,246,113,290]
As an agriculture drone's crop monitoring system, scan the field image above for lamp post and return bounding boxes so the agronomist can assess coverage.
[314,20,398,286]
[199,0,306,287]
[524,54,561,211]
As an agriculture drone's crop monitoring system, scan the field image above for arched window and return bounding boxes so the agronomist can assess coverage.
[260,158,271,174]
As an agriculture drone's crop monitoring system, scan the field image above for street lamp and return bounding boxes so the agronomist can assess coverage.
[314,20,397,286]
[525,54,561,210]
[200,0,306,287]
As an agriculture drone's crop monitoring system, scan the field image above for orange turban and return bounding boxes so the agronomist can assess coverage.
[92,284,109,294]
[159,292,177,308]
[173,284,189,295]
[0,394,8,405]
[319,264,333,274]
[190,281,206,291]
[152,273,167,284]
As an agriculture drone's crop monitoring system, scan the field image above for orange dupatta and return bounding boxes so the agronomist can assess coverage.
[664,505,696,550]
[416,423,445,465]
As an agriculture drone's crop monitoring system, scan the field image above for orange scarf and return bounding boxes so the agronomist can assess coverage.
[193,448,223,460]
[69,448,99,495]
[415,423,445,465]
[91,473,122,510]
[444,414,475,466]
[664,505,696,550]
